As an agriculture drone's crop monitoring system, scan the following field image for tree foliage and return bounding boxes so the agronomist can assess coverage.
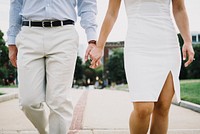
[74,56,83,81]
[186,45,200,78]
[95,65,103,80]
[83,60,96,85]
[0,30,16,85]
[0,30,8,67]
[178,34,200,79]
[73,57,102,86]
[107,48,127,84]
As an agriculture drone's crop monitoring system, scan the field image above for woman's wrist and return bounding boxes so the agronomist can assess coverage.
[183,36,192,44]
[96,46,104,51]
[96,43,105,50]
[183,41,192,46]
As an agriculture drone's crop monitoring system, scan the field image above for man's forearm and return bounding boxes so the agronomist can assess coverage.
[78,0,97,42]
[7,0,22,45]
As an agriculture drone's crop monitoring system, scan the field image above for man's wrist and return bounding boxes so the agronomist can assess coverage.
[8,44,16,46]
[88,40,96,45]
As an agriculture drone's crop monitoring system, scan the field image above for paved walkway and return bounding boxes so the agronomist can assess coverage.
[0,88,200,134]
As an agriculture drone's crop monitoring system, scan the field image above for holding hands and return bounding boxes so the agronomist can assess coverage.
[85,41,103,69]
[89,45,103,68]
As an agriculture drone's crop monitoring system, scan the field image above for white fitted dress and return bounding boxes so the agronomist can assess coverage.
[124,0,181,102]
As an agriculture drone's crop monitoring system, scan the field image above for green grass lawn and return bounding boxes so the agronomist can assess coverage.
[0,85,17,88]
[180,79,200,105]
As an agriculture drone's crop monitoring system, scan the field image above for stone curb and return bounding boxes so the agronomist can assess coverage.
[0,93,18,103]
[173,100,200,113]
[180,100,200,113]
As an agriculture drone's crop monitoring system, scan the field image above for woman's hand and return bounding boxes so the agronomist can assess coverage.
[182,42,195,67]
[85,43,96,62]
[89,46,103,69]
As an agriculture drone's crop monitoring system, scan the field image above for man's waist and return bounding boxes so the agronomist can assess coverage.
[22,20,74,27]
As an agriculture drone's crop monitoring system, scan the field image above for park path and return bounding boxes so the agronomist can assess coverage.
[0,88,200,134]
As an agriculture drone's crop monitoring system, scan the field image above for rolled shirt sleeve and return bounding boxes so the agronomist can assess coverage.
[7,0,23,45]
[78,0,97,42]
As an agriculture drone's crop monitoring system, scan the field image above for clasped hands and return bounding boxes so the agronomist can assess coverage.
[85,43,103,69]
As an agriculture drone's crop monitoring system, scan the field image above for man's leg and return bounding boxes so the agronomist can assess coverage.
[17,27,49,134]
[45,25,79,134]
[21,103,49,134]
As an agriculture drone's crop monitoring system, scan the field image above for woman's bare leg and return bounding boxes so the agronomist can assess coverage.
[129,102,154,134]
[150,72,175,134]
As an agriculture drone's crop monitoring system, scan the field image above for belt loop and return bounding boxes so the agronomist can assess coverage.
[29,20,31,27]
[50,21,53,27]
[61,21,63,27]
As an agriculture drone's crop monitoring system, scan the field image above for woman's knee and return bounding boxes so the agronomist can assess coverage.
[154,101,171,116]
[133,102,154,119]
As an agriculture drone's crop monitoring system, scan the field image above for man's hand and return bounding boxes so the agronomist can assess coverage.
[182,42,195,67]
[9,45,18,67]
[85,41,96,62]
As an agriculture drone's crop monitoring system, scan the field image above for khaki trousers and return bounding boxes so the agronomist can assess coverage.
[16,25,79,134]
